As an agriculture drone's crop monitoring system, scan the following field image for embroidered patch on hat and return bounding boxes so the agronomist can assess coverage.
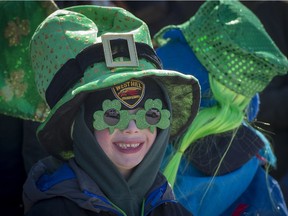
[112,79,145,109]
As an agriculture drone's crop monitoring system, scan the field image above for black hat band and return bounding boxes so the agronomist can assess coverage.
[45,40,163,108]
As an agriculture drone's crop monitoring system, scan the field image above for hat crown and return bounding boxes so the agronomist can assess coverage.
[184,0,288,97]
[30,6,152,102]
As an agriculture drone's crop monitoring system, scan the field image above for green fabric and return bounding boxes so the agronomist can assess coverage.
[154,0,288,98]
[0,1,57,121]
[73,107,170,216]
[29,5,200,159]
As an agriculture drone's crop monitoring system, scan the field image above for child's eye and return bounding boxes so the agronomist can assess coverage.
[104,109,120,126]
[145,108,161,125]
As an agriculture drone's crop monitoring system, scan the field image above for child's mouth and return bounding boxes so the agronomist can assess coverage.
[114,142,144,153]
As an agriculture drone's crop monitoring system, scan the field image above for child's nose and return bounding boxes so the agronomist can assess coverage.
[123,119,139,133]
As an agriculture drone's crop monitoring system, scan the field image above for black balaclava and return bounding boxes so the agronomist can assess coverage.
[73,77,171,216]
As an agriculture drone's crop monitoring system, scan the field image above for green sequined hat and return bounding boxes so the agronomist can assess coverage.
[30,5,200,159]
[154,0,288,98]
[0,1,57,121]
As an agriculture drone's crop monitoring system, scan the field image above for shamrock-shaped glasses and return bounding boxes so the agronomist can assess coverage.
[93,99,171,133]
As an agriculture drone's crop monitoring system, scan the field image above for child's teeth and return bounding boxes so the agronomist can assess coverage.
[118,143,140,149]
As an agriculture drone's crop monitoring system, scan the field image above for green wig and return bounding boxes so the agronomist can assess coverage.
[164,75,251,186]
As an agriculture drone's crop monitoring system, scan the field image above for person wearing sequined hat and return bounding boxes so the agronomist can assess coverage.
[22,5,200,216]
[154,0,288,215]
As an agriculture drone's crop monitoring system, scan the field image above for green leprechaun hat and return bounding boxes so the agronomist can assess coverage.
[0,1,57,121]
[154,0,288,98]
[30,5,200,159]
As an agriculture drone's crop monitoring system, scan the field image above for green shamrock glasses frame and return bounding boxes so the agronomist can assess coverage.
[93,99,171,134]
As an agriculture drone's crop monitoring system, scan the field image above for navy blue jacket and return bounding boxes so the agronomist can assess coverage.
[23,158,192,216]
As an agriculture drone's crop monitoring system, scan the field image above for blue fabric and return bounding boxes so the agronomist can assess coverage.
[248,123,277,167]
[222,166,288,215]
[36,163,76,192]
[162,144,286,215]
[145,181,168,207]
[280,173,288,206]
[247,93,260,122]
[171,151,258,215]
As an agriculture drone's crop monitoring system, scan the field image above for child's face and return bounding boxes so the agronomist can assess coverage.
[94,109,157,178]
